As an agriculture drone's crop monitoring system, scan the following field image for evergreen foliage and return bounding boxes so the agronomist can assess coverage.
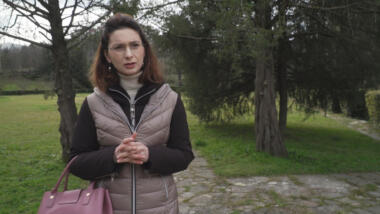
[162,0,380,122]
[162,0,256,122]
[289,0,380,119]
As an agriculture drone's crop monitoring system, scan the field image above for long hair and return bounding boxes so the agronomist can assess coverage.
[89,13,163,92]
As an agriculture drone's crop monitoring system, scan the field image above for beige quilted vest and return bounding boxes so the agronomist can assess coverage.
[87,84,179,214]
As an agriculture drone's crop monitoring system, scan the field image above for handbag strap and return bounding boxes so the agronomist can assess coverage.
[51,156,78,193]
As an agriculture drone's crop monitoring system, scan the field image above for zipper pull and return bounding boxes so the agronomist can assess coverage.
[131,103,135,127]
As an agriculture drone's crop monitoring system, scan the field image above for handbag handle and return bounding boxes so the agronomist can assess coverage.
[50,156,79,193]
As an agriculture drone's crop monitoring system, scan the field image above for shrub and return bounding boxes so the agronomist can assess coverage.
[365,90,380,126]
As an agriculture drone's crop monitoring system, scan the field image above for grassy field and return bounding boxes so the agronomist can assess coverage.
[0,94,379,213]
[190,110,380,176]
[0,94,87,213]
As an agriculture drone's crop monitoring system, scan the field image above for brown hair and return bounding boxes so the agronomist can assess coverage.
[89,13,163,92]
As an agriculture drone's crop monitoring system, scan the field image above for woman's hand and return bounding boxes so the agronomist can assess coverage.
[114,133,149,165]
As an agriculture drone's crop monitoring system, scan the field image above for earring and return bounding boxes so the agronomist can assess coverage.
[108,65,112,72]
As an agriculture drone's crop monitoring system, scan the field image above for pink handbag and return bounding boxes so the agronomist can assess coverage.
[37,156,113,214]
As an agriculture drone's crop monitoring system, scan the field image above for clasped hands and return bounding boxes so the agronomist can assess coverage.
[114,133,149,165]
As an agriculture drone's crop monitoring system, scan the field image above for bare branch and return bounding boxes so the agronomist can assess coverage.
[61,0,87,12]
[67,11,111,49]
[62,0,99,20]
[39,31,52,42]
[21,11,50,33]
[137,0,183,20]
[36,0,49,11]
[139,0,183,11]
[60,0,70,14]
[294,2,361,11]
[67,32,92,51]
[0,31,50,48]
[3,2,50,34]
[63,0,79,36]
[63,24,83,29]
[3,0,47,19]
[20,0,49,16]
[173,34,217,41]
[6,12,19,29]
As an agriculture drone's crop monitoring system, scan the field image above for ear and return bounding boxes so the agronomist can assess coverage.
[104,50,112,63]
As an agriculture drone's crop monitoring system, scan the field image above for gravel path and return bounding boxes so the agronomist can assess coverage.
[174,152,380,214]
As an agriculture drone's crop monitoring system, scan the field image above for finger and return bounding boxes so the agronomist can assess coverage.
[122,133,138,144]
[115,152,126,160]
[115,144,130,153]
[121,137,134,144]
[116,150,138,161]
[117,156,143,165]
[131,132,137,139]
[128,151,148,162]
[115,144,125,154]
[123,142,144,152]
[132,143,147,153]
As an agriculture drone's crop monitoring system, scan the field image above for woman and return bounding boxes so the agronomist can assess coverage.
[69,13,194,214]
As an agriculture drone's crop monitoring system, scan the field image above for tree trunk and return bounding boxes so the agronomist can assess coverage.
[255,0,288,157]
[277,35,288,135]
[347,91,369,120]
[277,0,289,135]
[49,0,77,162]
[332,96,342,113]
[54,50,77,163]
[278,58,288,134]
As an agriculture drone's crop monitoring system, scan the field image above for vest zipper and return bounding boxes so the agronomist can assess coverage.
[109,88,156,214]
[108,88,157,130]
[131,164,136,214]
[130,101,137,214]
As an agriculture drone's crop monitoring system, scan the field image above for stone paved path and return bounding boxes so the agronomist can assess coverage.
[174,152,380,214]
[326,113,380,141]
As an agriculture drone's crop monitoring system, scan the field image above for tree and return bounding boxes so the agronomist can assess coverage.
[162,0,288,156]
[254,0,288,157]
[163,0,256,122]
[0,0,110,162]
[276,0,291,133]
[288,0,380,119]
[161,0,380,157]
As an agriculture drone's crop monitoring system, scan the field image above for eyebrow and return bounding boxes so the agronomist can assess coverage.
[110,40,141,45]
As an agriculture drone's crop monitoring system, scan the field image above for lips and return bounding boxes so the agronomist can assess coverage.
[124,62,136,69]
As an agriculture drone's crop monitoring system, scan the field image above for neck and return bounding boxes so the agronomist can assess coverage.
[118,71,143,102]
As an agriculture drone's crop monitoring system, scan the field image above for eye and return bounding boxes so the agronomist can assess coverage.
[130,42,141,49]
[114,45,124,51]
[110,44,124,52]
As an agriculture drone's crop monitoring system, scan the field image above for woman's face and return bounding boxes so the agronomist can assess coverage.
[105,28,145,76]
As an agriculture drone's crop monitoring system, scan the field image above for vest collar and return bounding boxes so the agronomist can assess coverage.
[107,82,163,103]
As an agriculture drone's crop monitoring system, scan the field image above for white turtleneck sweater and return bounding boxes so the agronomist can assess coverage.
[118,71,143,103]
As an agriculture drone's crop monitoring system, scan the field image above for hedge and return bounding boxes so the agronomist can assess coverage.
[365,90,380,127]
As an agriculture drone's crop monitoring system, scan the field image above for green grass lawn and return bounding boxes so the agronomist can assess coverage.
[0,94,379,213]
[0,94,87,214]
[190,110,380,177]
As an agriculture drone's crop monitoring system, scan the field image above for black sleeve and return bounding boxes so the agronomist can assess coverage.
[69,98,120,180]
[142,95,194,174]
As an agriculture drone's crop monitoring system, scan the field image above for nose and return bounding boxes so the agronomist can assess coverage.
[124,46,133,58]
